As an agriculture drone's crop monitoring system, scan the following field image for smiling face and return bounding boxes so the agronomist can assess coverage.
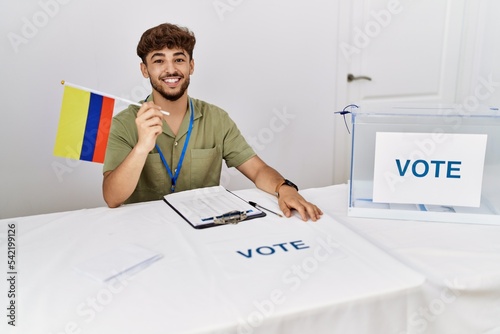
[140,47,195,102]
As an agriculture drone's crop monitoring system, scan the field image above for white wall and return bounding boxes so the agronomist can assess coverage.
[0,0,339,218]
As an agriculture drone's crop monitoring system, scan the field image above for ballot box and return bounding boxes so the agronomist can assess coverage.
[347,104,500,225]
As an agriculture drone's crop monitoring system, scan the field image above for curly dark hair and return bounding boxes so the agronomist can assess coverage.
[136,23,196,63]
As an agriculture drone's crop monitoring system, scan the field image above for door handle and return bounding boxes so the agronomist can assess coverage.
[347,73,372,82]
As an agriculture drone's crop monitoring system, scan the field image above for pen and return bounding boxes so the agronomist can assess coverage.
[248,201,283,217]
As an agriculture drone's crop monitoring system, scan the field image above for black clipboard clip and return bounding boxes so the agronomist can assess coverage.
[213,210,248,225]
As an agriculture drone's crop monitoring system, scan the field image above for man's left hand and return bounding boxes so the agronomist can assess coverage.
[277,186,323,222]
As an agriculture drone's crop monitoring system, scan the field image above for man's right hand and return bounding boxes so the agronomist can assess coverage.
[135,101,164,153]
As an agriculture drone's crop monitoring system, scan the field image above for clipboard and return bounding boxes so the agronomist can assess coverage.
[163,186,266,229]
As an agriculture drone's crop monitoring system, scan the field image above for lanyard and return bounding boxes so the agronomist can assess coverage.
[155,98,194,192]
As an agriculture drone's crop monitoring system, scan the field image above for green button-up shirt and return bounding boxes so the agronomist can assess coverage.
[103,96,256,204]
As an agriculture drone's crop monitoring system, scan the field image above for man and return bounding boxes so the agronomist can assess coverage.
[102,23,322,221]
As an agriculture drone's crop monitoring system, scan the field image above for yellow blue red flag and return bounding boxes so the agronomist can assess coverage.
[53,84,114,163]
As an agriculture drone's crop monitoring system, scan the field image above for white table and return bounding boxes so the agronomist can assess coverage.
[301,184,500,334]
[1,186,424,334]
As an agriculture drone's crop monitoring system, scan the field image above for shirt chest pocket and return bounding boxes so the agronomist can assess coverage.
[190,146,223,188]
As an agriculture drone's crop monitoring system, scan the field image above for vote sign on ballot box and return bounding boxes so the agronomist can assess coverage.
[372,132,487,207]
[346,104,500,225]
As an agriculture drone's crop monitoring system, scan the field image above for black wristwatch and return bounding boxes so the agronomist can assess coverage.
[275,179,299,197]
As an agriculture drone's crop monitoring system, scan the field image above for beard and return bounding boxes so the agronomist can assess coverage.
[150,75,190,102]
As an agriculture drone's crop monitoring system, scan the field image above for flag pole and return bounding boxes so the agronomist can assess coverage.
[60,80,170,116]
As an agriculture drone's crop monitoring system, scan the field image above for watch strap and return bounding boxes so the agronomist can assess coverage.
[275,180,287,196]
[275,179,298,197]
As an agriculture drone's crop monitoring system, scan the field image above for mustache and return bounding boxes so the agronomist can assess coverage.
[160,72,184,79]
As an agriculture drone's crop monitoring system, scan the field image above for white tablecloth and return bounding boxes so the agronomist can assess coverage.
[1,186,425,334]
[301,184,500,334]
